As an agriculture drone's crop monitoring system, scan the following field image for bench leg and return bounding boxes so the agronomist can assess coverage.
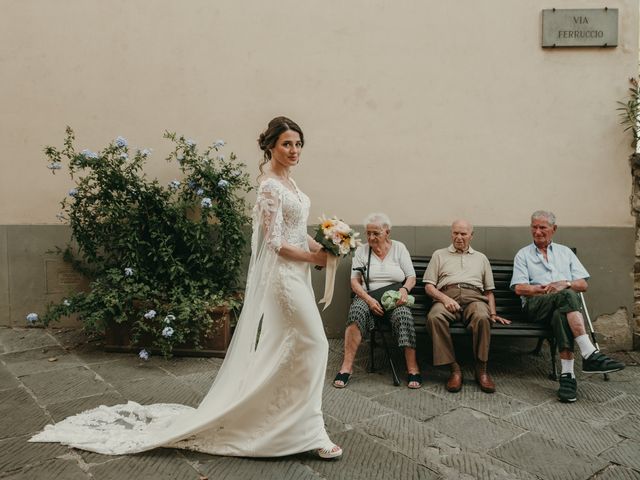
[378,327,401,386]
[530,338,545,355]
[548,338,558,381]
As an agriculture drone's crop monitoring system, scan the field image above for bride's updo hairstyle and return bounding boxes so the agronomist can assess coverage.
[257,116,304,177]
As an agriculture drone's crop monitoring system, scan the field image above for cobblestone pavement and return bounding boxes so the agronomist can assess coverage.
[1,327,639,480]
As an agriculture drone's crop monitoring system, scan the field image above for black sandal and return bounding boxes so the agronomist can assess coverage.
[407,373,423,389]
[333,372,351,388]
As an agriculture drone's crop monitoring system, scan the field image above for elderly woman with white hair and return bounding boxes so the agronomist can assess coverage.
[333,213,421,389]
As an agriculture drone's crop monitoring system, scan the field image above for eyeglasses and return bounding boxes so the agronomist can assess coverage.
[366,230,385,238]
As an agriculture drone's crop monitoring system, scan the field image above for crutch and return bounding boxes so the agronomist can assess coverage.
[579,292,609,381]
[353,265,401,386]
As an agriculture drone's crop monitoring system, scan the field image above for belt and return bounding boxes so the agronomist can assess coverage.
[440,283,484,293]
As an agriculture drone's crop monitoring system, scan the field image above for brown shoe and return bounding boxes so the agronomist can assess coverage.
[446,370,463,392]
[475,362,496,393]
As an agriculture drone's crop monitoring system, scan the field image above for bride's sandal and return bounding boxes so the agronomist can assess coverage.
[317,444,343,459]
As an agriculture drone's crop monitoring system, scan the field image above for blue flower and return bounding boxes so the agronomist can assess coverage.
[68,188,78,197]
[201,197,212,208]
[188,180,198,190]
[26,312,38,324]
[196,188,204,196]
[47,162,63,170]
[177,155,184,165]
[115,136,128,148]
[139,349,150,360]
[81,149,98,159]
[186,139,195,147]
[124,267,134,276]
[120,153,128,160]
[213,139,225,148]
[140,148,151,157]
[144,309,156,319]
[216,154,225,162]
[162,326,174,338]
[63,299,71,306]
[164,314,175,324]
[217,179,229,189]
[169,180,181,190]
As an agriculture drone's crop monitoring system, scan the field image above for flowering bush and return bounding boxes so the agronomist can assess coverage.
[40,127,251,357]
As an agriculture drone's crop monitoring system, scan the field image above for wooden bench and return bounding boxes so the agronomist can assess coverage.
[369,255,559,385]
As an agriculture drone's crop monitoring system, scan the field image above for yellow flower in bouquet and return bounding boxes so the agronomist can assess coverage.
[314,215,361,257]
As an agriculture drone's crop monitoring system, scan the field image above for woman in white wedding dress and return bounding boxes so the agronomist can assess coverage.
[30,116,343,459]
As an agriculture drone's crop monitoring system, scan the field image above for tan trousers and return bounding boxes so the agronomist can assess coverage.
[426,286,492,366]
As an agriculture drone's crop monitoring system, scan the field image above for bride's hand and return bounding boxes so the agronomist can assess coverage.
[312,250,328,267]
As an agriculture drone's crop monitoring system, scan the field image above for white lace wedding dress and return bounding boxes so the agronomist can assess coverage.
[30,177,337,457]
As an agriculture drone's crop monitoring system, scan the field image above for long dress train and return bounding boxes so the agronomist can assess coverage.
[30,177,335,456]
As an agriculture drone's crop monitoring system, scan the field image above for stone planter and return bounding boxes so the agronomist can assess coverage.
[104,306,233,358]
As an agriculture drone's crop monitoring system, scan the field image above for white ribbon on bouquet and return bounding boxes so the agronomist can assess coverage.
[318,254,339,310]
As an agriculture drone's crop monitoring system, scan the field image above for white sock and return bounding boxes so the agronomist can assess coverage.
[561,359,575,378]
[575,334,596,359]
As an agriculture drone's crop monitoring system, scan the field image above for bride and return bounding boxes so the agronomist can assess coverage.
[30,116,343,460]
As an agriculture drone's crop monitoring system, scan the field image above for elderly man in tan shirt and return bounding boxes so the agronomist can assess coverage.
[424,219,510,393]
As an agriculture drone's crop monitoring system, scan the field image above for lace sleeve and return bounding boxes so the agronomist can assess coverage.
[255,180,284,253]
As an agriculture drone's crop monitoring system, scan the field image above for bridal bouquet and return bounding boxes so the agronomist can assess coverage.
[314,216,361,257]
[314,216,360,310]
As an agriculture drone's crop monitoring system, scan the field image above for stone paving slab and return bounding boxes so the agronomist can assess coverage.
[19,365,114,405]
[604,392,640,415]
[156,356,223,377]
[196,455,323,480]
[426,384,533,418]
[0,435,68,473]
[176,370,219,396]
[599,438,640,471]
[1,345,85,377]
[326,371,405,398]
[0,362,20,391]
[359,412,443,467]
[323,413,349,435]
[442,451,540,480]
[370,388,456,422]
[302,429,440,480]
[0,457,90,480]
[67,349,123,366]
[110,375,203,408]
[45,391,127,422]
[593,369,640,397]
[321,385,392,425]
[541,398,627,428]
[0,387,50,439]
[483,376,554,406]
[489,431,608,480]
[508,405,622,455]
[88,449,202,480]
[0,328,58,353]
[593,464,640,480]
[425,407,525,452]
[89,358,169,383]
[573,379,626,403]
[610,413,640,441]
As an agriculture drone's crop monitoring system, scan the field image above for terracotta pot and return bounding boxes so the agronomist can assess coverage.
[104,306,233,358]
